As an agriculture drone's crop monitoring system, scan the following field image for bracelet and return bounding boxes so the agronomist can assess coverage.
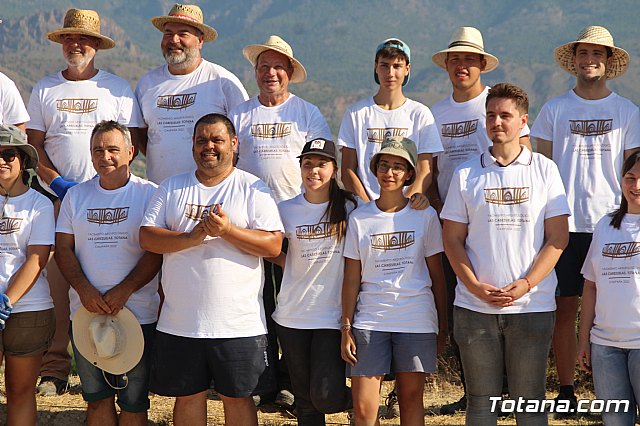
[341,324,352,331]
[524,276,532,293]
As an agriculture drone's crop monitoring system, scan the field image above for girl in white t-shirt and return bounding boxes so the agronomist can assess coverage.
[271,138,356,424]
[341,136,447,425]
[578,151,640,425]
[0,126,55,425]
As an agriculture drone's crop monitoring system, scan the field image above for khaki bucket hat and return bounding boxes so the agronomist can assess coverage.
[369,136,418,186]
[432,26,498,73]
[554,26,629,80]
[0,125,38,170]
[243,35,307,83]
[151,3,218,43]
[46,8,115,50]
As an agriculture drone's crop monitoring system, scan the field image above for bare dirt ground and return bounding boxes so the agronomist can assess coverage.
[0,374,608,425]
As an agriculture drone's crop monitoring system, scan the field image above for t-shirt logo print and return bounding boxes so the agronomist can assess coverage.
[602,241,640,259]
[56,98,98,114]
[569,119,613,136]
[370,231,415,251]
[86,207,130,225]
[366,127,407,144]
[0,217,22,235]
[251,123,292,139]
[484,187,529,205]
[184,203,219,221]
[441,119,478,139]
[156,93,197,110]
[295,222,337,240]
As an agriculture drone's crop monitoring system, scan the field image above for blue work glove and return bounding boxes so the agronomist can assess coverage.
[49,176,78,200]
[0,294,13,331]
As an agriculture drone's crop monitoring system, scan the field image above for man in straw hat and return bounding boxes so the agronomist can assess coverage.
[429,26,530,415]
[338,37,442,206]
[140,113,283,425]
[0,72,29,130]
[531,25,640,413]
[26,7,144,397]
[135,3,248,185]
[229,34,332,408]
[56,120,161,425]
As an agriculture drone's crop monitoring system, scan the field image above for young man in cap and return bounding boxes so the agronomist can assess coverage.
[531,26,640,411]
[229,35,332,408]
[136,3,248,185]
[55,121,161,425]
[25,8,144,396]
[442,83,570,425]
[429,26,530,414]
[140,113,283,426]
[338,38,442,206]
[0,72,29,129]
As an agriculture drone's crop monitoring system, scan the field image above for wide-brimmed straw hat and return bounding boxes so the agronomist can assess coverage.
[46,8,115,50]
[432,26,498,73]
[72,307,144,375]
[151,3,218,43]
[0,125,39,170]
[243,35,307,83]
[370,136,418,186]
[554,26,629,80]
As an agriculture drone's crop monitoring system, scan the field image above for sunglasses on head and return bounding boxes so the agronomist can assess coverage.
[0,150,19,163]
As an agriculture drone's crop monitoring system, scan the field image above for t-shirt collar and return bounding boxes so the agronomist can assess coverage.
[481,145,533,168]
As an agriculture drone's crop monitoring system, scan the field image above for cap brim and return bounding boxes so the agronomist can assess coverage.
[151,16,217,42]
[369,150,416,186]
[243,44,307,83]
[431,48,499,73]
[297,151,336,160]
[46,29,115,50]
[554,42,629,80]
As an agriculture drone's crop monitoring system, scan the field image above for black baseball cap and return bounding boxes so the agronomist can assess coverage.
[298,138,337,161]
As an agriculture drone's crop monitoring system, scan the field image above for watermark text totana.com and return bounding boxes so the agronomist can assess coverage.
[490,396,631,414]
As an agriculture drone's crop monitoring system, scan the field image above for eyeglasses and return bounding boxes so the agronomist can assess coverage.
[377,161,408,175]
[0,150,18,163]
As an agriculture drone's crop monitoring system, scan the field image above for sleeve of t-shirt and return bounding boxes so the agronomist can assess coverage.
[343,214,361,260]
[580,220,604,282]
[29,196,55,246]
[337,108,356,149]
[134,79,150,129]
[248,180,284,232]
[623,105,640,150]
[141,184,170,229]
[55,188,76,235]
[117,84,145,128]
[416,108,444,156]
[1,79,29,125]
[440,168,469,224]
[25,84,46,132]
[529,103,554,141]
[423,208,444,257]
[543,159,571,219]
[306,106,333,141]
[221,75,249,115]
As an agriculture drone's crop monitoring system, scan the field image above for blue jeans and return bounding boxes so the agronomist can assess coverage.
[591,343,640,426]
[454,307,554,426]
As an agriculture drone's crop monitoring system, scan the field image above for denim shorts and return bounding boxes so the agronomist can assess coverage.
[347,328,436,377]
[70,322,156,413]
[0,308,55,356]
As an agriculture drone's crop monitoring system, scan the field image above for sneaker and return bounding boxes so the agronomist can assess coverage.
[274,389,295,410]
[553,393,578,418]
[440,395,467,415]
[36,376,68,396]
[382,389,399,419]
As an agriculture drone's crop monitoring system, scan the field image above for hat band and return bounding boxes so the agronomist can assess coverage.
[448,41,485,52]
[170,13,201,24]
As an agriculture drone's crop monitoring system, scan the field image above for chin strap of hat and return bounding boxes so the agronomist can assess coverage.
[102,370,129,390]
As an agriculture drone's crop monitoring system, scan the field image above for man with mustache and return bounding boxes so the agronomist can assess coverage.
[135,3,248,185]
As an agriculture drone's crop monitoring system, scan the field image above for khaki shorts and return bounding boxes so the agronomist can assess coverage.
[0,309,55,357]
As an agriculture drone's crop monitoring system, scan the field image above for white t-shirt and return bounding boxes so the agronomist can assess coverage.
[343,202,443,333]
[441,147,571,314]
[273,194,355,329]
[337,97,443,199]
[26,70,143,190]
[141,169,283,338]
[0,72,29,125]
[582,214,640,349]
[136,60,249,184]
[0,189,54,313]
[432,86,530,201]
[530,90,640,232]
[57,175,159,324]
[231,94,332,203]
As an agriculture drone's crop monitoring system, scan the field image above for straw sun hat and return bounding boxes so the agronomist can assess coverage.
[432,26,499,73]
[46,8,115,50]
[554,26,629,80]
[151,3,218,43]
[243,35,307,83]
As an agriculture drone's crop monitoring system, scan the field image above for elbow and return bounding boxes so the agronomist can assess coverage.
[263,233,283,258]
[139,228,153,252]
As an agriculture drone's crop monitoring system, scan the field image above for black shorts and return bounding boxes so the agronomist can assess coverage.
[554,232,593,297]
[149,331,275,398]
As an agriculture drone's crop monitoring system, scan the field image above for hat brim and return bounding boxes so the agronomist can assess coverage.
[297,151,336,161]
[46,29,115,50]
[554,42,629,80]
[0,141,39,170]
[369,150,416,186]
[72,307,144,375]
[243,44,307,83]
[432,47,499,73]
[151,16,217,43]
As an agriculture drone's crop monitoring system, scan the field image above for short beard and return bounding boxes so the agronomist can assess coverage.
[163,44,200,71]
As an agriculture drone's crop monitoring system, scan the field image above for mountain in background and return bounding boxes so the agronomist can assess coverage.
[2,0,639,134]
